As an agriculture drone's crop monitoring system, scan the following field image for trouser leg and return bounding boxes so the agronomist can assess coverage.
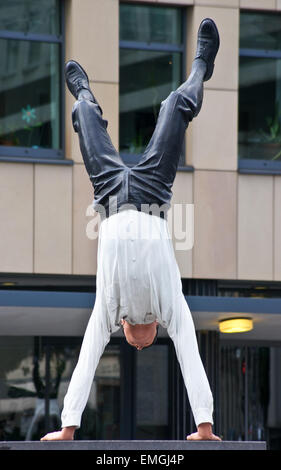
[72,98,125,177]
[72,98,127,213]
[133,59,206,188]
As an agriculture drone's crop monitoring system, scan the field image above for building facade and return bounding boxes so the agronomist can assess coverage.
[0,0,281,449]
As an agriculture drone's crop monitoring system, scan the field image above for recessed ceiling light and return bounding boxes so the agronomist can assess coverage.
[219,317,253,334]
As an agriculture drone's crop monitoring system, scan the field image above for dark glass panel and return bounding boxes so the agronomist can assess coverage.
[239,56,281,161]
[0,39,61,150]
[135,345,169,439]
[120,48,181,155]
[0,0,60,36]
[240,12,281,51]
[120,4,182,45]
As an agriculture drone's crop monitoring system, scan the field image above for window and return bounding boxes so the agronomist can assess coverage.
[239,11,281,172]
[220,344,275,444]
[119,3,184,166]
[0,334,172,441]
[0,336,121,441]
[0,0,64,161]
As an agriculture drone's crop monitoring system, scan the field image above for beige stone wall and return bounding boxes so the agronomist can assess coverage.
[0,0,281,282]
[0,162,34,273]
[181,0,281,282]
[65,0,119,276]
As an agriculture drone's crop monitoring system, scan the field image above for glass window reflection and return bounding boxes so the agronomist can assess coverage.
[239,12,281,162]
[0,337,120,441]
[120,4,182,44]
[0,39,61,150]
[120,49,181,155]
[136,345,169,439]
[0,337,40,440]
[119,4,183,159]
[239,56,281,161]
[219,345,271,443]
[0,0,60,36]
[240,12,281,51]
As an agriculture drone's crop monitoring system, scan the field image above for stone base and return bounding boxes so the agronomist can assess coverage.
[0,440,266,451]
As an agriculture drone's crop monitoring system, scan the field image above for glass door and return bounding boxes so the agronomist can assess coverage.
[219,343,280,448]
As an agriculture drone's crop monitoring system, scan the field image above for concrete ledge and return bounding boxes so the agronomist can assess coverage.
[0,440,267,451]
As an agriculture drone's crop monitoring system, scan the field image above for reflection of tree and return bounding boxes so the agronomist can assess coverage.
[24,339,67,440]
[0,337,34,398]
[0,337,31,379]
[32,339,66,399]
[4,338,66,400]
[0,338,69,440]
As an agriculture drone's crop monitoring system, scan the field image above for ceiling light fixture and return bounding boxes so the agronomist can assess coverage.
[219,317,253,334]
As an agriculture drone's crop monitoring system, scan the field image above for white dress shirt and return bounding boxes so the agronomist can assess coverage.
[61,209,214,429]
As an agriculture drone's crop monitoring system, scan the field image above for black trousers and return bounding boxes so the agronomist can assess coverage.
[72,63,205,220]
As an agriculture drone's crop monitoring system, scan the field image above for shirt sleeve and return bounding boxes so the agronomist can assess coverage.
[166,293,214,427]
[61,294,111,428]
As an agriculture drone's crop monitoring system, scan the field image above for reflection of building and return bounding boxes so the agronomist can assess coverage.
[0,2,61,151]
[1,0,281,450]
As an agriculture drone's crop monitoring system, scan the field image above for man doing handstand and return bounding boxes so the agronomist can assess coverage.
[41,18,221,442]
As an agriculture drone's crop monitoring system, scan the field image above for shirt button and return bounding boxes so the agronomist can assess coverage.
[133,276,137,280]
[132,257,136,262]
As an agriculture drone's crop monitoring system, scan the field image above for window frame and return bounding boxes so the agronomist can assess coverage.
[119,3,190,169]
[0,0,66,163]
[238,10,281,175]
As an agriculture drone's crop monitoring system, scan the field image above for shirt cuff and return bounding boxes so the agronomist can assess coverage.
[193,408,214,427]
[61,411,81,429]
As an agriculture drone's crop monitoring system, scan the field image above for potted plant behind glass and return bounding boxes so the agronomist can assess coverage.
[259,103,281,160]
[0,124,20,146]
[22,105,43,148]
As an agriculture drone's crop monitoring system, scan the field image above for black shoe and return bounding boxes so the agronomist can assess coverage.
[194,18,220,81]
[65,60,93,99]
